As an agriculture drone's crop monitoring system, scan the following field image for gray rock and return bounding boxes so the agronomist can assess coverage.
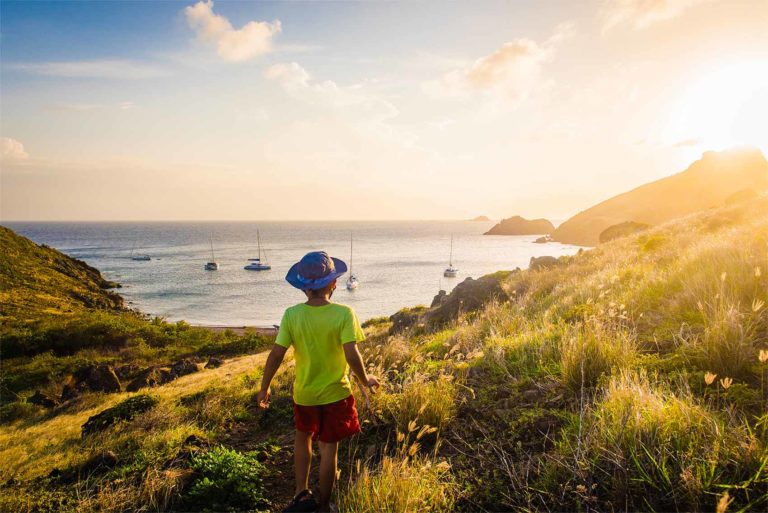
[529,256,559,271]
[204,357,224,369]
[170,359,199,379]
[126,366,173,392]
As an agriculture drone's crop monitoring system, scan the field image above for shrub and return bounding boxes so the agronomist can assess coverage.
[183,446,269,512]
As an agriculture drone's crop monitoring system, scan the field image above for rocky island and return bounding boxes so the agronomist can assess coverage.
[484,215,555,235]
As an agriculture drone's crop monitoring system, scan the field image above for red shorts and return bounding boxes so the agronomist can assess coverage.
[293,395,361,443]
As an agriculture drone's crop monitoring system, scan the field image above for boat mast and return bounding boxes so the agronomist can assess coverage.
[257,229,262,261]
[350,233,354,273]
[449,235,453,267]
[209,234,215,261]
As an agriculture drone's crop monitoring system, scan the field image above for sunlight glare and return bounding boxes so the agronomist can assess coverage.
[665,60,768,153]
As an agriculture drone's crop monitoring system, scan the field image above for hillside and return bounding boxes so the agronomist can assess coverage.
[484,215,554,235]
[551,147,768,245]
[0,226,123,324]
[1,197,766,512]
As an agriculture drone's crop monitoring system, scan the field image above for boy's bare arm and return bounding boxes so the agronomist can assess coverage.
[256,344,288,408]
[343,342,380,392]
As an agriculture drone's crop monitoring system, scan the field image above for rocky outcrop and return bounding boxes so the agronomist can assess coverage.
[125,359,201,392]
[126,366,173,392]
[204,357,224,369]
[529,256,560,271]
[430,290,448,307]
[551,148,768,246]
[598,221,650,243]
[389,306,428,333]
[81,395,158,437]
[534,235,553,244]
[423,272,511,327]
[484,216,554,236]
[170,359,199,379]
[61,364,122,400]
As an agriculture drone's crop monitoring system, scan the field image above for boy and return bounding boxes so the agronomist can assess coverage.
[257,251,380,513]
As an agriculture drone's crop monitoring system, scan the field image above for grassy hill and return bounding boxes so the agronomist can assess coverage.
[1,197,767,512]
[551,147,768,246]
[0,225,123,324]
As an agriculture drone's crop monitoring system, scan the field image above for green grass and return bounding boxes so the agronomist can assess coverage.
[2,197,768,512]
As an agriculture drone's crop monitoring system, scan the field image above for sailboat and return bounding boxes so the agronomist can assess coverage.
[346,233,359,291]
[244,230,271,271]
[443,235,458,277]
[204,235,219,271]
[130,241,151,261]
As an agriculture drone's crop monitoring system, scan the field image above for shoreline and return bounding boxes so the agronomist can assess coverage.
[193,324,279,336]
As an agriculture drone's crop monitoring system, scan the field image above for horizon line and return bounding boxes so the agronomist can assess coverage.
[0,218,527,223]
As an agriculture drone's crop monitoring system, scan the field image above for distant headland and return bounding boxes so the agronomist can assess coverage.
[484,216,554,235]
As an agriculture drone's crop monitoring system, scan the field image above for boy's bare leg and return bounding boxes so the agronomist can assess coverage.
[317,440,339,510]
[294,430,313,495]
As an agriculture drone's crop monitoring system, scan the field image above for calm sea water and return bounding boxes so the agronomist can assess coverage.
[4,221,583,325]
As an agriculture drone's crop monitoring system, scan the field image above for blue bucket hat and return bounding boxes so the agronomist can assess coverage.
[286,251,347,290]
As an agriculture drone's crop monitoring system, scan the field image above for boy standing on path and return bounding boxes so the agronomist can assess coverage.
[257,251,380,513]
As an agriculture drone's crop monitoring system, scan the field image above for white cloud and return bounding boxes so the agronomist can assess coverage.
[46,102,137,112]
[10,60,168,80]
[184,0,281,62]
[600,0,711,31]
[0,137,30,161]
[425,23,572,104]
[264,62,399,123]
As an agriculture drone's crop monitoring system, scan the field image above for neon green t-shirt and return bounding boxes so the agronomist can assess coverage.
[275,303,365,406]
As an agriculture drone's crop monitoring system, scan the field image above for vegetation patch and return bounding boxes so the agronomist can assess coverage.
[182,446,271,512]
[81,394,159,436]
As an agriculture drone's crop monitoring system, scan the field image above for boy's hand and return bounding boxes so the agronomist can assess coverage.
[256,388,271,409]
[365,375,380,393]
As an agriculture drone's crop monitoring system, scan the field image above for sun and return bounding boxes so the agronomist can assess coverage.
[665,59,768,154]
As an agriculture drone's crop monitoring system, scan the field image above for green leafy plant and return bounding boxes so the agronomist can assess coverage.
[184,446,270,512]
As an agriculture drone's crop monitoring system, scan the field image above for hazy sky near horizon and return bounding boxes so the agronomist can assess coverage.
[1,0,767,221]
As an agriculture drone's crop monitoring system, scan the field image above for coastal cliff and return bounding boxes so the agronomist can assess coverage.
[0,226,123,325]
[550,147,768,246]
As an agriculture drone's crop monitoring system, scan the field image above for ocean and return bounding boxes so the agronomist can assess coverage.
[4,221,584,325]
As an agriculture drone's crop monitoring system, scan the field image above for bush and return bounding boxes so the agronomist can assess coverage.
[183,446,269,512]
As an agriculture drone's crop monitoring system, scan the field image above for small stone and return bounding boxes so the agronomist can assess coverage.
[204,357,224,369]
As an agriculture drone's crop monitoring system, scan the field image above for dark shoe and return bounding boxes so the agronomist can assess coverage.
[283,489,318,513]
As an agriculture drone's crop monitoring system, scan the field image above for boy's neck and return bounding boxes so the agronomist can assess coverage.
[305,297,332,306]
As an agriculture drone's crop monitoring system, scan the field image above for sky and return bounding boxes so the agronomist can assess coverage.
[1,0,767,221]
